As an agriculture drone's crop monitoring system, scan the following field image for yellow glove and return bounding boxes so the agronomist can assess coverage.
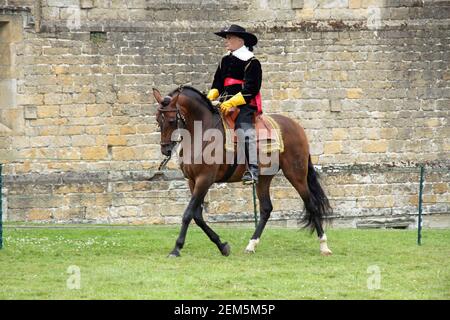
[220,92,246,114]
[206,88,219,101]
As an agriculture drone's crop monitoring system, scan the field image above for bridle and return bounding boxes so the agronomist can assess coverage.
[156,86,223,171]
[157,94,187,170]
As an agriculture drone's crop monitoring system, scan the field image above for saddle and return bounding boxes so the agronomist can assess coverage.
[221,108,284,154]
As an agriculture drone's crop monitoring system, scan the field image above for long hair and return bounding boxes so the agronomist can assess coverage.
[301,155,333,233]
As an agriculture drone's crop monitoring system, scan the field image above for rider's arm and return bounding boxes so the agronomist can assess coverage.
[241,59,262,104]
[207,58,225,100]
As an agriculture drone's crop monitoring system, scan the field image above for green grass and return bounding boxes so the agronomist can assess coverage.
[0,225,449,299]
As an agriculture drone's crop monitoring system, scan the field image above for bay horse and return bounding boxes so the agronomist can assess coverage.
[152,86,333,257]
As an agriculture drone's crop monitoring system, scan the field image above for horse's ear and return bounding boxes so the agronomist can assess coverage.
[152,88,163,104]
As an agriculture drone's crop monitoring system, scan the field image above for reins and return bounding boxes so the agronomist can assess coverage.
[157,86,224,171]
[157,88,186,170]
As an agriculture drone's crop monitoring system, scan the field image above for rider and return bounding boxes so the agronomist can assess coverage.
[207,24,262,184]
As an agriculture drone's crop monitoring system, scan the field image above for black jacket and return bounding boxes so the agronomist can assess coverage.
[211,54,262,105]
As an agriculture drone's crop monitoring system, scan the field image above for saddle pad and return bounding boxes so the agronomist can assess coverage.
[221,113,284,154]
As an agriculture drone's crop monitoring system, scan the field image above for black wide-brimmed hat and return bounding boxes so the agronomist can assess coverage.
[214,24,258,47]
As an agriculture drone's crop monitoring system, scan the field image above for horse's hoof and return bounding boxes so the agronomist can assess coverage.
[245,239,259,253]
[220,242,231,257]
[320,249,333,256]
[167,250,180,258]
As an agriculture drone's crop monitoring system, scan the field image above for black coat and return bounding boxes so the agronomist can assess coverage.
[211,54,262,105]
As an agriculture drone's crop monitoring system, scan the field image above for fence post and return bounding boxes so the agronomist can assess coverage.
[417,165,425,246]
[252,182,258,228]
[0,163,3,249]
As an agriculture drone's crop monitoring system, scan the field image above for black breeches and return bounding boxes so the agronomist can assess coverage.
[235,105,258,166]
[235,105,257,129]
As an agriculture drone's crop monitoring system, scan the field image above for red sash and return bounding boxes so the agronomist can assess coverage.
[224,77,262,114]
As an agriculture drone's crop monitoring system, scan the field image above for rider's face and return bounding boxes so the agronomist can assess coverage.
[224,34,245,52]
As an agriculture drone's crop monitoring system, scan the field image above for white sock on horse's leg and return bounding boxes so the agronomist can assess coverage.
[319,233,332,256]
[245,238,260,253]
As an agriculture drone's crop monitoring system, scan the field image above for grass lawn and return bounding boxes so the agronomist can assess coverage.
[0,225,448,300]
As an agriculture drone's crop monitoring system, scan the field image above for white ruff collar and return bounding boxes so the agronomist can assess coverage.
[230,46,254,61]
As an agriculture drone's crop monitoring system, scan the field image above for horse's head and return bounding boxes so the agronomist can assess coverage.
[153,88,181,157]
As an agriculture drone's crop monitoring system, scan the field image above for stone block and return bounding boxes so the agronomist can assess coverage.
[111,146,135,160]
[71,135,96,147]
[37,105,59,118]
[60,105,86,117]
[119,126,136,135]
[86,104,111,117]
[362,141,388,153]
[24,106,37,120]
[332,128,348,140]
[27,208,53,221]
[107,135,127,146]
[324,141,342,154]
[330,99,343,112]
[346,88,363,99]
[53,207,86,221]
[85,206,110,220]
[81,146,108,160]
[349,0,362,8]
[361,0,384,8]
[44,93,73,105]
[110,206,140,218]
[80,0,94,9]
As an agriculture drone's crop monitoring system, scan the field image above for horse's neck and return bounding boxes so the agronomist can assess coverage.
[184,103,222,134]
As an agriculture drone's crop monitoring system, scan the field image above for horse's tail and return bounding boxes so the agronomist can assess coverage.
[302,155,333,233]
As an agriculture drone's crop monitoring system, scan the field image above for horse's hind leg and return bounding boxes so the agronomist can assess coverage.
[281,164,332,256]
[245,175,274,253]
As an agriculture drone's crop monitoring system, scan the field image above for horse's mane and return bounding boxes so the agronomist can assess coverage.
[169,85,219,115]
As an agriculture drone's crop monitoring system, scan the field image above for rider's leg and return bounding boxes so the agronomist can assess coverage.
[235,106,258,184]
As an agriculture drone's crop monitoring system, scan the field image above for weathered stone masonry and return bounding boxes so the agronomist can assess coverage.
[0,0,449,227]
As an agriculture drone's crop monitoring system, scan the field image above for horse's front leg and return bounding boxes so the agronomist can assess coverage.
[168,196,197,257]
[193,198,230,256]
[190,176,231,256]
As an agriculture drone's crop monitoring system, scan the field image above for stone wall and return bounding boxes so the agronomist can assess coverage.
[0,0,449,227]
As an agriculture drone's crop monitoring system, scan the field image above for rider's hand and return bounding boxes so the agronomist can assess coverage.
[207,89,219,101]
[220,92,246,114]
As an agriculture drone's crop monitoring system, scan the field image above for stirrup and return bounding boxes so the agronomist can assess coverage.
[242,170,258,185]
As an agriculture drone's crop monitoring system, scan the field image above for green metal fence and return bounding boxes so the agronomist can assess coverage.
[0,161,448,249]
[0,163,3,249]
[418,165,425,246]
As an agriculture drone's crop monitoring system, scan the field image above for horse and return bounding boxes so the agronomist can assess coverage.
[152,86,333,257]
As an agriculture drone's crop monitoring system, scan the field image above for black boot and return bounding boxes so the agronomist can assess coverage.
[240,123,259,185]
[242,164,259,185]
